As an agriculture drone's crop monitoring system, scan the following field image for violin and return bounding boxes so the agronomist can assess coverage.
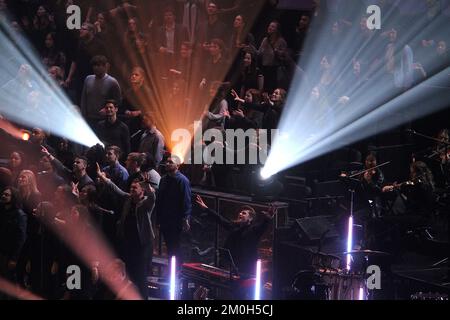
[358,168,377,184]
[340,161,390,182]
[393,179,416,189]
[339,168,376,179]
[424,146,450,163]
[383,176,423,192]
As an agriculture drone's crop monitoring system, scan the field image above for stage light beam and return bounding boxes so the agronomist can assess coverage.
[262,5,450,177]
[0,276,44,300]
[0,17,102,148]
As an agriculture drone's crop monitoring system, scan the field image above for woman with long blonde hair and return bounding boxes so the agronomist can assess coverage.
[16,169,42,235]
[15,170,42,288]
[17,170,40,200]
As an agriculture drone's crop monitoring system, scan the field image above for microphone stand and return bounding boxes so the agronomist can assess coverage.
[218,247,239,281]
[342,161,390,273]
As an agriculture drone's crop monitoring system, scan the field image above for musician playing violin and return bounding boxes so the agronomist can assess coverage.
[340,153,385,218]
[382,161,435,217]
[339,153,386,249]
[413,128,450,188]
[361,154,385,216]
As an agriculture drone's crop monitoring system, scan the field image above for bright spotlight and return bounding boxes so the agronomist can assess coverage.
[0,18,102,147]
[260,167,272,180]
[21,130,30,141]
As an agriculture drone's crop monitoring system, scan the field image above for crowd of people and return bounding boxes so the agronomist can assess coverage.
[0,0,449,299]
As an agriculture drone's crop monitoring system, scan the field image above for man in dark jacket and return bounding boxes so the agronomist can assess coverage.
[96,100,131,159]
[137,112,165,168]
[156,7,189,76]
[155,157,191,262]
[97,164,155,299]
[36,154,65,201]
[0,187,27,284]
[42,147,95,192]
[195,195,275,276]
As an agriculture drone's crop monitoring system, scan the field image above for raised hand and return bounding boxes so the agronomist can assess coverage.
[71,182,79,197]
[195,195,208,209]
[41,146,50,156]
[199,78,207,89]
[231,89,244,102]
[221,110,230,118]
[96,162,107,181]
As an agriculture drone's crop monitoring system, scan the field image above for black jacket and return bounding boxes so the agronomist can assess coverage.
[51,157,95,191]
[96,119,131,156]
[0,206,27,261]
[204,208,270,275]
[243,102,281,131]
[105,179,156,246]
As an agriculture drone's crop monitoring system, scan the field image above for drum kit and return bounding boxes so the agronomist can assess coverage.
[316,160,393,300]
[322,249,390,300]
[292,249,391,300]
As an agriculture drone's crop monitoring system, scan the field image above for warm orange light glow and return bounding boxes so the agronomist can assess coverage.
[105,3,266,165]
[170,140,187,164]
[0,276,44,300]
[39,207,142,300]
[22,131,30,141]
[0,118,24,140]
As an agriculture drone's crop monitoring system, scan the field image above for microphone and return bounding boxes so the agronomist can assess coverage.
[37,170,49,175]
[218,247,239,277]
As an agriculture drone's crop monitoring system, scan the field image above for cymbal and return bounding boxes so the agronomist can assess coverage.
[341,250,390,256]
